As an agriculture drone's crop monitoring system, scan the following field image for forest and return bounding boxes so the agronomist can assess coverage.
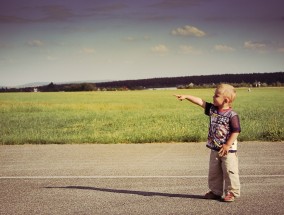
[1,72,283,92]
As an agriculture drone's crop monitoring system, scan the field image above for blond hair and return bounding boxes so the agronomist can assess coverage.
[216,84,236,106]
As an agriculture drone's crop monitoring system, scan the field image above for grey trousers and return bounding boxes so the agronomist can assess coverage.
[208,150,241,197]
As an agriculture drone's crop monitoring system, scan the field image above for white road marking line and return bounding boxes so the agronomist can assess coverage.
[0,175,284,179]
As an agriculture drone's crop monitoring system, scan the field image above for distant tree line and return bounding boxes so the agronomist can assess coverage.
[39,82,97,92]
[1,72,283,92]
[0,82,97,92]
[95,72,284,90]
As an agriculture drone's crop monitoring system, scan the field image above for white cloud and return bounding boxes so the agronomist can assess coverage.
[0,43,9,49]
[123,36,151,42]
[244,41,266,49]
[80,47,95,54]
[179,45,202,55]
[47,56,58,61]
[214,44,235,52]
[171,25,206,37]
[143,35,151,40]
[151,44,169,55]
[124,36,135,41]
[0,57,13,64]
[277,47,284,53]
[27,40,44,47]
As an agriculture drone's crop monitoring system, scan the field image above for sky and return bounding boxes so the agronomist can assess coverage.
[0,0,283,86]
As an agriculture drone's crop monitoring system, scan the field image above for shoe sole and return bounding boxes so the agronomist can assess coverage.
[223,198,235,202]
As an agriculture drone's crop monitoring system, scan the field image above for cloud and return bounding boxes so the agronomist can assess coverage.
[123,35,151,42]
[179,45,202,55]
[214,44,235,52]
[244,41,284,53]
[171,25,206,37]
[0,4,78,24]
[0,42,10,49]
[278,47,284,53]
[151,0,205,9]
[143,35,151,40]
[40,5,75,22]
[0,15,30,24]
[151,44,169,55]
[47,56,58,61]
[0,57,13,64]
[244,41,266,49]
[141,14,175,22]
[27,40,44,47]
[90,3,127,13]
[80,47,95,54]
[124,36,135,42]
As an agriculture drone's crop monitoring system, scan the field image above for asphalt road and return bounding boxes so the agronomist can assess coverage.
[0,142,284,215]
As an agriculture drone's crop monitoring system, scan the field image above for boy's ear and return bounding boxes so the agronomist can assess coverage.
[224,98,230,104]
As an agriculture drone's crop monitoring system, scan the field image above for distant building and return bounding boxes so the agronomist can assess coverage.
[188,83,194,88]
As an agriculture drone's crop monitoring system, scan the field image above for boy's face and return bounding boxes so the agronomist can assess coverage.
[213,89,226,107]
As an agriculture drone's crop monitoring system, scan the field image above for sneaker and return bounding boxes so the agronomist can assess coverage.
[223,192,235,202]
[204,191,221,200]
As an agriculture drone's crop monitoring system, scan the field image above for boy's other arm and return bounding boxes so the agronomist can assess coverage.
[219,132,239,157]
[174,95,206,109]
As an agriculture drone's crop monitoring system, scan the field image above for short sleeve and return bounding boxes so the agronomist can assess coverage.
[230,115,241,133]
[205,102,212,116]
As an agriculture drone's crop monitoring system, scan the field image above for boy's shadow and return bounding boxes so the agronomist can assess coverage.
[45,186,205,199]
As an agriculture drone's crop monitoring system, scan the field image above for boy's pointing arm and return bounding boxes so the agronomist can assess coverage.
[174,95,206,109]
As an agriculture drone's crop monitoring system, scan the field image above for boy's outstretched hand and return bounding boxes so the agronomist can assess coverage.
[174,95,186,101]
[174,94,206,108]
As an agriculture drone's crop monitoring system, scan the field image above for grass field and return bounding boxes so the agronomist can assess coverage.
[0,87,283,144]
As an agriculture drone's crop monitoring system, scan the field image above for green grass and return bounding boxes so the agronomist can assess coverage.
[0,88,283,144]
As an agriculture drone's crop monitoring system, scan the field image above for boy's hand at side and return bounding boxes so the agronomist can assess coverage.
[218,144,230,157]
[219,132,239,157]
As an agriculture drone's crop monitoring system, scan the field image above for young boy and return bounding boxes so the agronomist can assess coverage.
[175,84,241,202]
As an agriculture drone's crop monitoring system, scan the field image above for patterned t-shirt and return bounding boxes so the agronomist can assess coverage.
[205,102,241,152]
